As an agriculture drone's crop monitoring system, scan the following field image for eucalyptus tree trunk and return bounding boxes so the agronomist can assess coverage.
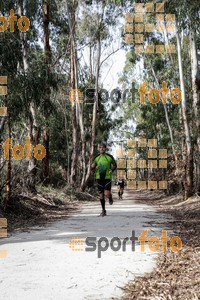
[189,25,200,193]
[89,45,93,84]
[18,1,38,193]
[79,101,86,191]
[5,113,11,207]
[176,22,193,198]
[41,0,51,184]
[83,34,101,189]
[82,4,105,191]
[71,18,86,191]
[66,0,78,188]
[0,111,7,202]
[150,65,178,165]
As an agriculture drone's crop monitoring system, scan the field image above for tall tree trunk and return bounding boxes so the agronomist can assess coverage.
[19,1,38,193]
[82,4,105,190]
[5,113,11,208]
[189,25,200,194]
[79,104,86,191]
[66,0,78,188]
[73,44,86,191]
[176,22,193,199]
[150,65,178,167]
[84,35,101,188]
[63,99,70,184]
[89,45,93,84]
[27,104,39,193]
[41,0,51,184]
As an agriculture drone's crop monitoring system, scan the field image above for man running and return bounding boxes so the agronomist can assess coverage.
[117,178,125,199]
[91,142,117,217]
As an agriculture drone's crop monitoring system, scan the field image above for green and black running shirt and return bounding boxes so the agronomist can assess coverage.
[93,153,117,180]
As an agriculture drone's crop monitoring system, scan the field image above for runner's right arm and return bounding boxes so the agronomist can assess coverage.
[91,162,96,170]
[91,155,99,170]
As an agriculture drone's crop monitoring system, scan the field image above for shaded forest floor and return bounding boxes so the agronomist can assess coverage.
[121,190,200,300]
[0,186,97,235]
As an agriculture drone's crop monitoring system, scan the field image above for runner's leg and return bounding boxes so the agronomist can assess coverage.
[100,193,105,210]
[120,187,123,199]
[118,187,120,199]
[97,180,106,215]
[105,180,113,205]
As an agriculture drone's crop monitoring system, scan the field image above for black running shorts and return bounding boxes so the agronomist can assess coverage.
[97,179,112,193]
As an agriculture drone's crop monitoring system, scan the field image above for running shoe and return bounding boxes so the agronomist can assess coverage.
[99,210,107,217]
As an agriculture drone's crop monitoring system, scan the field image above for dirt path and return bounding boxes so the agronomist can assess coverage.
[0,188,172,300]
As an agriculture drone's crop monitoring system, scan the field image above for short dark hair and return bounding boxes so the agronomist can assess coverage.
[99,142,107,148]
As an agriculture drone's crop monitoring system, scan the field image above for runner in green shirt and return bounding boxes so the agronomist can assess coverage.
[91,142,117,217]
